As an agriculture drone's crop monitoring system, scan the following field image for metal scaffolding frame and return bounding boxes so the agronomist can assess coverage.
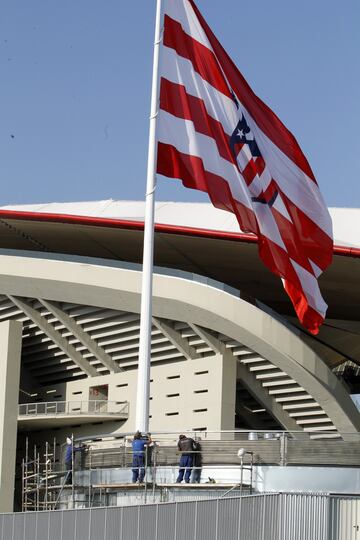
[20,434,254,511]
[21,435,79,512]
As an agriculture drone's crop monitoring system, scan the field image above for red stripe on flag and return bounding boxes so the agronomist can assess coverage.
[260,179,279,204]
[284,281,324,335]
[257,234,302,290]
[254,156,266,177]
[160,78,236,166]
[163,15,232,100]
[241,156,266,186]
[281,193,333,271]
[157,142,257,232]
[188,0,316,182]
[257,235,323,334]
[233,142,245,156]
[271,205,315,275]
[259,180,332,272]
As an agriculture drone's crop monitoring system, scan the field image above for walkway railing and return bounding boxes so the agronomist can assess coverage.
[20,429,360,511]
[77,429,360,468]
[18,400,129,417]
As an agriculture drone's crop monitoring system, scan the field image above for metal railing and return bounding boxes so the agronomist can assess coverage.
[18,400,129,417]
[75,429,360,467]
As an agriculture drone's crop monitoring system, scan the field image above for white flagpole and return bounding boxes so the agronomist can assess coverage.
[135,0,163,432]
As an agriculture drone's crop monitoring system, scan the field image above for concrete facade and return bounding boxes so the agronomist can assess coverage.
[0,251,354,433]
[0,320,22,512]
[0,251,360,432]
[0,250,357,508]
[64,351,236,433]
[17,352,237,455]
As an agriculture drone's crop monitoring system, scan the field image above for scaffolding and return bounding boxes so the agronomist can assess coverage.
[21,435,83,511]
[21,435,254,511]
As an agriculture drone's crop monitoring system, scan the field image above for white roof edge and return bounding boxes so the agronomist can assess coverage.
[0,200,359,248]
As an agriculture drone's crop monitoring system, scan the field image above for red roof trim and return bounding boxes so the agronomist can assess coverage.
[0,209,358,258]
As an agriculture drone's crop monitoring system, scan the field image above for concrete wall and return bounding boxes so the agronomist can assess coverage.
[19,352,237,462]
[58,352,235,434]
[255,465,360,495]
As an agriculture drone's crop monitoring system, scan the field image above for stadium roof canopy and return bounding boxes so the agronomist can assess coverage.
[0,200,359,369]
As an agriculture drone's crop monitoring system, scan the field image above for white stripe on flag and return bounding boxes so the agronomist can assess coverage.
[309,260,323,279]
[291,259,328,316]
[253,204,287,251]
[161,46,238,134]
[271,193,292,222]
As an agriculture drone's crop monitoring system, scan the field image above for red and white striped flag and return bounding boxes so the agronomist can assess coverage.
[156,0,333,334]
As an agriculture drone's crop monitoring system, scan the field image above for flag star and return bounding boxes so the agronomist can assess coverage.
[237,129,244,138]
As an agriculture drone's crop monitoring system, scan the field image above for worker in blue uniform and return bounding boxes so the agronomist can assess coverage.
[64,436,84,485]
[132,431,148,483]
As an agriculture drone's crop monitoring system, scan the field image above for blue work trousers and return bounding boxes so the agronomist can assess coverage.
[65,460,72,485]
[176,455,193,483]
[132,455,145,483]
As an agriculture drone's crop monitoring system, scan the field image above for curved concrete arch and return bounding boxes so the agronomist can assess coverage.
[0,251,359,435]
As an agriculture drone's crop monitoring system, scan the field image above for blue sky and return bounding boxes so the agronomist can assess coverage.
[0,0,359,207]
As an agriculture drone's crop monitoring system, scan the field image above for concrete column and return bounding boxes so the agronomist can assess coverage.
[0,320,22,512]
[220,351,237,430]
[208,353,237,433]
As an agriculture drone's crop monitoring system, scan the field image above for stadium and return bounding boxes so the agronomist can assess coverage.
[0,199,359,535]
[1,0,358,533]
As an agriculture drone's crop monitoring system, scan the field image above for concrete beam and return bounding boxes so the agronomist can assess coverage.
[188,323,225,355]
[187,325,296,431]
[8,295,98,377]
[236,361,303,433]
[235,402,270,430]
[152,317,200,360]
[190,324,300,432]
[39,299,122,373]
[0,320,22,512]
